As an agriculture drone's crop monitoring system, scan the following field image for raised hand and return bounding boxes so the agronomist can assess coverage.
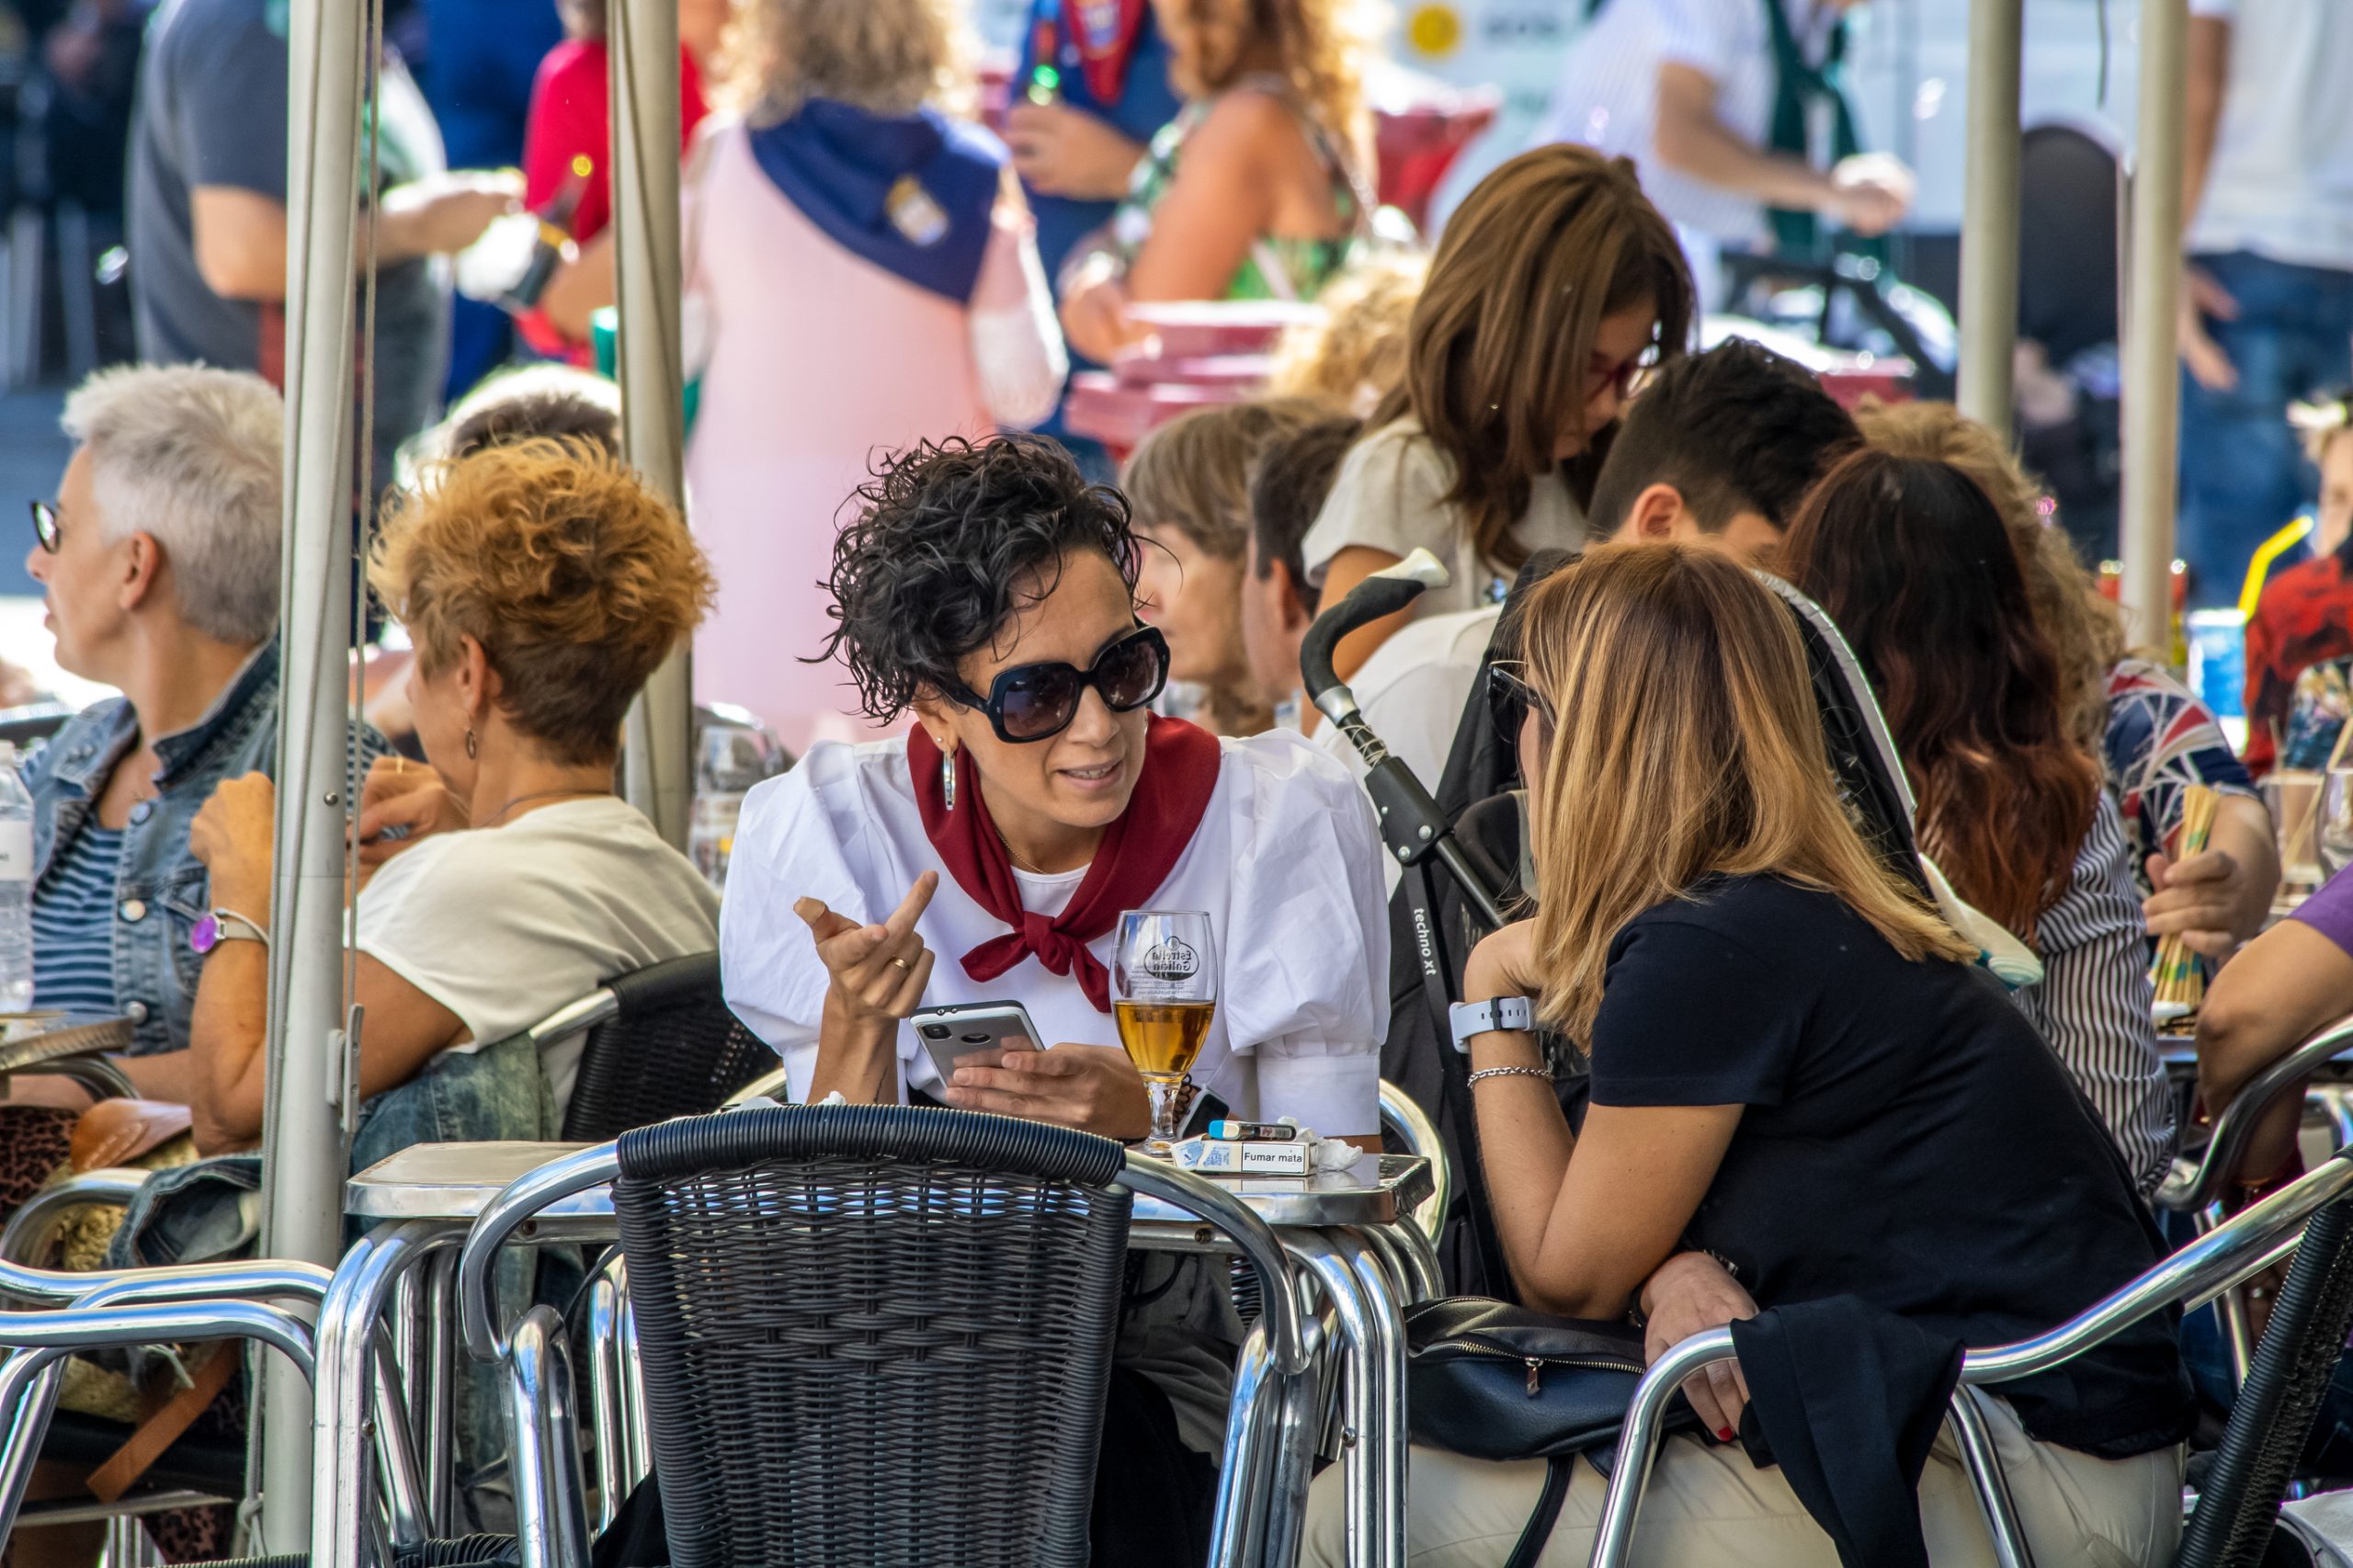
[795,870,939,1028]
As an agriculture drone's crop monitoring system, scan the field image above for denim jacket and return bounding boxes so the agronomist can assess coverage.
[23,640,386,1055]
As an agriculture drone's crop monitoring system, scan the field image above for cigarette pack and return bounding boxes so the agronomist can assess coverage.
[1170,1137,1311,1177]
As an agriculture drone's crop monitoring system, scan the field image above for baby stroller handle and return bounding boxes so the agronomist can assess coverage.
[1301,548,1452,729]
[1298,550,1511,930]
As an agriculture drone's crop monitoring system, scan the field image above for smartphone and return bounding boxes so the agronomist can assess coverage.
[910,1000,1044,1087]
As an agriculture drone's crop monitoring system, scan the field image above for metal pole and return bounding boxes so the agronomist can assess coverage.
[2120,0,2190,646]
[260,0,364,1542]
[609,0,692,848]
[1956,0,2023,430]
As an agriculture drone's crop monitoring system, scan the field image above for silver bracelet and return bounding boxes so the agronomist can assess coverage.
[1466,1065,1551,1086]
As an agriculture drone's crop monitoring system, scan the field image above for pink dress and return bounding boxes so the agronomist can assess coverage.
[683,118,1061,753]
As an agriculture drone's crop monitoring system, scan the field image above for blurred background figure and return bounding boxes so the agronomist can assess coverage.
[126,0,520,503]
[1121,394,1325,736]
[415,0,564,393]
[668,0,1063,750]
[2177,0,2353,609]
[514,0,727,364]
[1006,0,1183,480]
[1058,0,1376,362]
[1529,0,1913,305]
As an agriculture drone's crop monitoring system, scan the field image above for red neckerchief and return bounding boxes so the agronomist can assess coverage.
[908,714,1222,1012]
[1050,0,1150,108]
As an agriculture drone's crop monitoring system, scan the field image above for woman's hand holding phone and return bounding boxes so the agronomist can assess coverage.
[943,1043,1152,1141]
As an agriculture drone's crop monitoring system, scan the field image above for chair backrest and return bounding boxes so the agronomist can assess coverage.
[609,1104,1134,1568]
[2179,1193,2353,1567]
[557,954,773,1142]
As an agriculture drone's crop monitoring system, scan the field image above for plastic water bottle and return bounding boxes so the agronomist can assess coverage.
[0,744,33,1013]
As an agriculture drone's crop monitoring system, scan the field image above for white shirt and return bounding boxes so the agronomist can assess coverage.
[1530,0,1842,246]
[721,731,1392,1136]
[2186,0,2353,272]
[1300,418,1583,618]
[355,797,722,1111]
[1317,605,1497,785]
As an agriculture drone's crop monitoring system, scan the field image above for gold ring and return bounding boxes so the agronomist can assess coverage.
[890,957,911,971]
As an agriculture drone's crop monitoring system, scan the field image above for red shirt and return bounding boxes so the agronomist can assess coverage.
[520,40,709,244]
[2243,549,2353,776]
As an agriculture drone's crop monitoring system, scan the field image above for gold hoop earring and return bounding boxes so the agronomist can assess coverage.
[464,727,478,761]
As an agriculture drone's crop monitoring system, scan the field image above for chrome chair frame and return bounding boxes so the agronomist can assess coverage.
[2155,1011,2353,1387]
[0,1293,319,1543]
[453,1136,1313,1568]
[1589,1153,2353,1568]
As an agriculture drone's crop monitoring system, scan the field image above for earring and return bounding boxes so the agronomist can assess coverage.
[464,727,478,761]
[940,743,957,812]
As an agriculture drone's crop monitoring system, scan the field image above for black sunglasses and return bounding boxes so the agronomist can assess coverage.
[28,501,59,554]
[942,625,1171,744]
[1486,660,1552,739]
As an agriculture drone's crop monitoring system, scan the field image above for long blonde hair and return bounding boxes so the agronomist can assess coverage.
[1521,544,1972,1042]
[1855,398,2118,748]
[722,0,972,120]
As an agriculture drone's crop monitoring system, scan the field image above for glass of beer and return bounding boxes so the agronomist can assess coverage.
[1112,909,1217,1153]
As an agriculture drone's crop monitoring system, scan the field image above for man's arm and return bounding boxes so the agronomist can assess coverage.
[2183,14,2232,233]
[190,176,522,303]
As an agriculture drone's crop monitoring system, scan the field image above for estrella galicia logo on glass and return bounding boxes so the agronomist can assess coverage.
[1142,937,1199,982]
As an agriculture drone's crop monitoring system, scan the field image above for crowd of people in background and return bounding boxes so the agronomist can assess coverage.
[8,0,2353,1564]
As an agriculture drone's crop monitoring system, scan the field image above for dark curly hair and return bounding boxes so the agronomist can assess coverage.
[816,435,1140,722]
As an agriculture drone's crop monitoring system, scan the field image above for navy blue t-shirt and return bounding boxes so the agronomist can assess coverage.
[1587,874,2192,1459]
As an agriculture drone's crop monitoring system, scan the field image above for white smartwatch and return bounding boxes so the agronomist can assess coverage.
[1449,995,1533,1054]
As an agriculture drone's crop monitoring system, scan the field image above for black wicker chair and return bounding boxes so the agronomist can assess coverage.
[552,954,773,1142]
[449,1106,1309,1568]
[612,1105,1131,1568]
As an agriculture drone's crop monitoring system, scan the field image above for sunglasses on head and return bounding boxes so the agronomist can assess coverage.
[940,625,1171,744]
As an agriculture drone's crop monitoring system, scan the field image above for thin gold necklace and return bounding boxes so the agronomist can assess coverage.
[480,786,609,829]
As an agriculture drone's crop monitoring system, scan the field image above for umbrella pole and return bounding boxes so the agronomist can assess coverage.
[611,0,692,847]
[1956,0,2023,431]
[2120,0,2191,645]
[257,0,365,1545]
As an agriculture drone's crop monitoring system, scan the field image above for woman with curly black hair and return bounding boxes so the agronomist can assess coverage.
[719,432,1388,1564]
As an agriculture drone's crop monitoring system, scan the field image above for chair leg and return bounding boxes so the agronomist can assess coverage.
[99,1512,160,1567]
[506,1302,594,1568]
[1946,1387,2036,1568]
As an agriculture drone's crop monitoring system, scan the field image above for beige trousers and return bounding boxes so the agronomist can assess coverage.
[1302,1393,2183,1568]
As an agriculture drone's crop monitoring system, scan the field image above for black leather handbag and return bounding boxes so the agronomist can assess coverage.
[1405,1297,1702,1568]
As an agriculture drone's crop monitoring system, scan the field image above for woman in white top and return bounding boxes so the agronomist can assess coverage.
[723,433,1389,1142]
[173,438,720,1152]
[721,433,1387,1566]
[1302,144,1696,681]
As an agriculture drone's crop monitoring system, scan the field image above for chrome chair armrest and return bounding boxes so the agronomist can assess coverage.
[0,1297,318,1542]
[11,1057,137,1102]
[1590,1155,2353,1568]
[459,1142,621,1364]
[2158,1011,2353,1212]
[1119,1152,1310,1376]
[722,1064,792,1106]
[0,1168,151,1267]
[1378,1080,1451,1250]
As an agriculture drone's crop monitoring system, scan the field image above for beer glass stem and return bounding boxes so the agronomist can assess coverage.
[1144,1073,1188,1151]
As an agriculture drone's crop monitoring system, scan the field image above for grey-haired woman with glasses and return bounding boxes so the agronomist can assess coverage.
[720,433,1389,1568]
[16,365,384,1076]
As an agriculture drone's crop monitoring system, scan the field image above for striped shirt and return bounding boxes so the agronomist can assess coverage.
[31,821,124,1017]
[2012,794,2174,1197]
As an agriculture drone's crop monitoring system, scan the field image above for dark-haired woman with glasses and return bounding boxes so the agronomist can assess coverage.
[720,433,1389,1566]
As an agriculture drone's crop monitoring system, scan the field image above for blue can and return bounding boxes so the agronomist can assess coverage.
[2187,609,2247,722]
